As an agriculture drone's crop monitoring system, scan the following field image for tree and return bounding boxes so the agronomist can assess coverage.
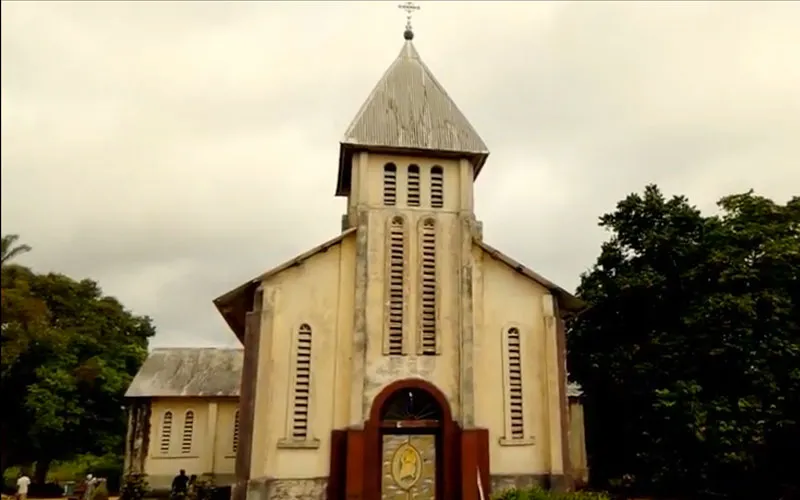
[1,234,32,266]
[1,261,155,481]
[568,185,800,499]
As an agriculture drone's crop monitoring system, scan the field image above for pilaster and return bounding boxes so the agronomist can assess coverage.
[205,401,219,474]
[349,206,370,427]
[542,294,564,475]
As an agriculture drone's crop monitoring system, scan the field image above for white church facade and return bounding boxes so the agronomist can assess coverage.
[124,23,588,500]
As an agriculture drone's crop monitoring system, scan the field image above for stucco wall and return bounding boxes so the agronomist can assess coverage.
[250,234,356,481]
[235,148,582,493]
[144,397,238,490]
[356,153,474,419]
[472,245,564,477]
[569,399,589,486]
[348,152,468,215]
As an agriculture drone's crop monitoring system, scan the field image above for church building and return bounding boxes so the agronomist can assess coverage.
[124,18,588,500]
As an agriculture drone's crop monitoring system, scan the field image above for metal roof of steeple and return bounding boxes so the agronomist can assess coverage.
[335,30,490,196]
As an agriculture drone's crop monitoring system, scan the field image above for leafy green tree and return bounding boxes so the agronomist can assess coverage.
[1,259,155,481]
[568,186,799,499]
[1,234,32,266]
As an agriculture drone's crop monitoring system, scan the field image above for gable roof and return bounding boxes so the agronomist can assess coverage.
[214,228,357,340]
[125,348,243,398]
[476,239,584,313]
[336,38,489,196]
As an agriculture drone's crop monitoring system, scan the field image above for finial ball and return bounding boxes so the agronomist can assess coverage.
[403,28,414,40]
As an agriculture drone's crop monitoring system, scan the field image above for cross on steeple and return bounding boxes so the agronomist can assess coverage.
[398,1,421,40]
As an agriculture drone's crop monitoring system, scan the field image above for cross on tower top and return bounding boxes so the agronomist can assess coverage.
[398,1,421,40]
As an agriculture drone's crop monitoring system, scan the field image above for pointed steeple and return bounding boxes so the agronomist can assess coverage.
[336,30,489,196]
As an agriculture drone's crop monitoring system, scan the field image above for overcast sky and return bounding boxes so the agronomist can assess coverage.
[2,1,798,348]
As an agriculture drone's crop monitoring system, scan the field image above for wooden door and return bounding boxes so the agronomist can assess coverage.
[381,434,436,499]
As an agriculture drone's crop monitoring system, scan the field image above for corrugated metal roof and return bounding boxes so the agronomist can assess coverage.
[125,348,243,398]
[342,40,489,156]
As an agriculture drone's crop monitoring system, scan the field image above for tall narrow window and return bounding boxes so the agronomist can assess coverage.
[383,163,397,206]
[506,327,524,439]
[232,410,240,454]
[430,166,444,208]
[160,411,173,454]
[407,165,420,207]
[291,324,313,440]
[386,216,406,355]
[181,410,195,454]
[419,218,437,354]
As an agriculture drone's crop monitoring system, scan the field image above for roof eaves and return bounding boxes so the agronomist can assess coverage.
[476,239,585,312]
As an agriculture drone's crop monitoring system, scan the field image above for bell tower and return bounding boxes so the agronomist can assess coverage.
[335,30,489,228]
[336,6,491,429]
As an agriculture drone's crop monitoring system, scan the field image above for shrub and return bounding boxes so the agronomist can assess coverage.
[120,474,150,500]
[188,478,229,500]
[492,486,610,500]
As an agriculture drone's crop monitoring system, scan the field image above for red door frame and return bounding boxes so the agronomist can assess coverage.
[363,379,460,500]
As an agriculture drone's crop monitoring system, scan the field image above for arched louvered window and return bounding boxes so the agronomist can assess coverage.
[505,327,524,440]
[419,218,437,354]
[383,163,397,206]
[430,166,444,208]
[291,324,313,440]
[386,216,406,355]
[407,165,420,207]
[160,411,173,454]
[232,410,240,453]
[181,410,195,454]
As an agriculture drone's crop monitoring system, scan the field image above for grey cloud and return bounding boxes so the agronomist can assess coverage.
[2,2,798,347]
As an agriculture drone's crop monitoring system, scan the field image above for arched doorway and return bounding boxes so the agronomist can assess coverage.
[364,379,459,500]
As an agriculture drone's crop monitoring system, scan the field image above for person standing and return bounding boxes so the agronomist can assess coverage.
[16,472,31,500]
[83,474,96,500]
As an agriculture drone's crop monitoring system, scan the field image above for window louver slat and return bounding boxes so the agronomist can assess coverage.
[232,410,240,453]
[384,164,397,206]
[160,411,173,454]
[420,219,437,354]
[506,328,524,439]
[431,166,443,208]
[408,165,420,207]
[291,324,313,440]
[387,217,405,354]
[181,410,194,454]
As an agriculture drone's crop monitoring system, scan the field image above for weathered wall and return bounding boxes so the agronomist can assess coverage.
[124,399,151,475]
[568,399,589,487]
[346,152,469,218]
[352,152,475,421]
[472,245,566,479]
[245,478,327,500]
[144,397,238,490]
[249,234,356,482]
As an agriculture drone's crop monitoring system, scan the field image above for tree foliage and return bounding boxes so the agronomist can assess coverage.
[1,236,155,480]
[1,234,31,266]
[568,186,800,499]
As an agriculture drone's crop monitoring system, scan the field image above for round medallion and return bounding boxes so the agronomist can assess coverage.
[390,442,423,490]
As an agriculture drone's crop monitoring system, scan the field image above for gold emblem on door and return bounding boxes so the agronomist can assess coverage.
[382,434,436,499]
[391,443,422,489]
